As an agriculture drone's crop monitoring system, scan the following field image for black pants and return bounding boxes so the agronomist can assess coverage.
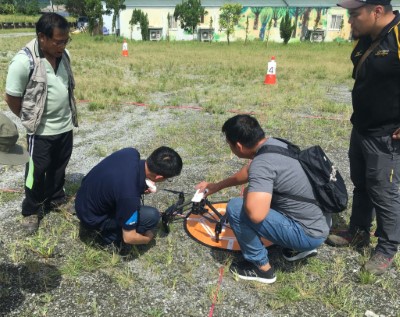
[22,131,73,216]
[349,128,400,257]
[79,206,160,245]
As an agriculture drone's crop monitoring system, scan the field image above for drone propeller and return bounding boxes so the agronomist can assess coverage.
[162,189,191,195]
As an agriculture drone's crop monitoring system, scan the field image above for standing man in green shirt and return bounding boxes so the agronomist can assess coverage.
[5,13,78,234]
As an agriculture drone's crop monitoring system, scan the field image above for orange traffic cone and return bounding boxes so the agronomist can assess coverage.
[122,39,128,57]
[264,56,276,85]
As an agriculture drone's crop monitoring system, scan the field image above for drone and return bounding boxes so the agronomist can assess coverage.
[160,189,273,251]
[161,189,227,242]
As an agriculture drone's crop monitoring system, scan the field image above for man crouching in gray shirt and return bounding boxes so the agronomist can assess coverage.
[196,114,330,284]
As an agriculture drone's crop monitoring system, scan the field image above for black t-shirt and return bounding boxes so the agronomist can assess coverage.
[350,11,400,136]
[75,148,146,230]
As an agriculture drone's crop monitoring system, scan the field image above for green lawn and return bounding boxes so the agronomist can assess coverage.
[1,34,398,317]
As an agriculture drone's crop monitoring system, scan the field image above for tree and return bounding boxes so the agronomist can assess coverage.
[0,2,16,14]
[65,0,86,17]
[84,0,104,35]
[272,7,286,27]
[259,8,272,40]
[244,15,249,44]
[250,7,263,30]
[129,9,149,41]
[105,0,126,34]
[279,10,295,44]
[314,7,327,29]
[289,7,305,38]
[166,12,171,41]
[208,16,213,42]
[265,17,273,47]
[173,0,206,36]
[219,3,242,45]
[15,0,40,15]
[300,8,311,40]
[51,0,66,12]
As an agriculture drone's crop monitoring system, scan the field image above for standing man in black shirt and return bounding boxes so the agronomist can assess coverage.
[327,0,400,275]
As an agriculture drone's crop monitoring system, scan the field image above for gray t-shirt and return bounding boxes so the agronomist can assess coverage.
[248,138,330,238]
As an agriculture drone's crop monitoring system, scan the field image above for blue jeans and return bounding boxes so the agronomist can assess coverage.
[227,197,325,267]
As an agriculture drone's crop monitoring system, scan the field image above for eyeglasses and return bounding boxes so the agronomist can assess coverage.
[51,37,72,47]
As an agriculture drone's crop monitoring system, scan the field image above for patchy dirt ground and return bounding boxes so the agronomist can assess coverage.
[0,103,399,317]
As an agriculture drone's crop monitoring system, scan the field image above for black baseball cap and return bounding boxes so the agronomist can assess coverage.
[338,0,391,9]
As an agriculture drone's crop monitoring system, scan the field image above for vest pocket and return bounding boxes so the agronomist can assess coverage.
[21,81,46,134]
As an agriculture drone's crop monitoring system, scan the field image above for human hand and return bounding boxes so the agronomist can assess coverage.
[392,128,400,140]
[144,179,156,194]
[144,230,155,240]
[195,181,219,196]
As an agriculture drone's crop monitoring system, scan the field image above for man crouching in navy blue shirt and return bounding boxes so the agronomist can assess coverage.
[75,146,183,251]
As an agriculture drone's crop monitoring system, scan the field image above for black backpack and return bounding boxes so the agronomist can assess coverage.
[256,138,348,213]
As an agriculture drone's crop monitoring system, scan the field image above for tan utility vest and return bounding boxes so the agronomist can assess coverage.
[20,38,78,134]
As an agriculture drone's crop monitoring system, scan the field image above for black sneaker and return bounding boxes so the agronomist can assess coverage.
[44,197,68,212]
[229,260,276,284]
[282,248,317,262]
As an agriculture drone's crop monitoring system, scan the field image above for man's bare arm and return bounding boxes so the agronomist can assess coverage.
[245,192,272,223]
[196,164,250,196]
[122,228,155,245]
[4,94,22,117]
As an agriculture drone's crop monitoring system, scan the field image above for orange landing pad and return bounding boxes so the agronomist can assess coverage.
[183,202,273,252]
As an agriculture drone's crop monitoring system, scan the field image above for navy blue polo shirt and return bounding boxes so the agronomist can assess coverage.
[75,148,146,231]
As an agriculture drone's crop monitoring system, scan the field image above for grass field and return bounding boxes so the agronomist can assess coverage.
[1,33,399,317]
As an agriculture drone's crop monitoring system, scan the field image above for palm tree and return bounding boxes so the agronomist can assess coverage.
[250,7,263,30]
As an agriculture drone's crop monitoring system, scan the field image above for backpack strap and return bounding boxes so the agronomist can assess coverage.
[393,21,400,61]
[22,46,35,80]
[355,39,382,79]
[256,142,319,206]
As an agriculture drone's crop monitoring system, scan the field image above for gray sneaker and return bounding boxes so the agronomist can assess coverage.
[325,229,370,249]
[21,214,39,234]
[282,248,318,262]
[364,252,393,275]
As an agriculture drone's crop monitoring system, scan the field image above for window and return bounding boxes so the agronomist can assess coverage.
[168,14,178,29]
[330,15,343,30]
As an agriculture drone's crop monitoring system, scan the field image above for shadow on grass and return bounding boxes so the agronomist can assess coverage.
[209,244,319,273]
[78,223,155,261]
[0,261,61,315]
[65,172,85,198]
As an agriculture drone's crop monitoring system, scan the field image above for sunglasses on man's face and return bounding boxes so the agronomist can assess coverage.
[50,37,72,47]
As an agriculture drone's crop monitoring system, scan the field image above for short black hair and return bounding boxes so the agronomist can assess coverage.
[36,13,69,38]
[383,4,393,12]
[147,146,183,178]
[222,115,265,148]
[365,4,393,12]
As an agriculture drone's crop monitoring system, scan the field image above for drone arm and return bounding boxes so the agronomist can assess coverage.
[174,200,193,213]
[204,199,224,219]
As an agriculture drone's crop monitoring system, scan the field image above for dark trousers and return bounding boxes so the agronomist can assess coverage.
[22,131,73,216]
[80,206,160,245]
[349,128,400,257]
